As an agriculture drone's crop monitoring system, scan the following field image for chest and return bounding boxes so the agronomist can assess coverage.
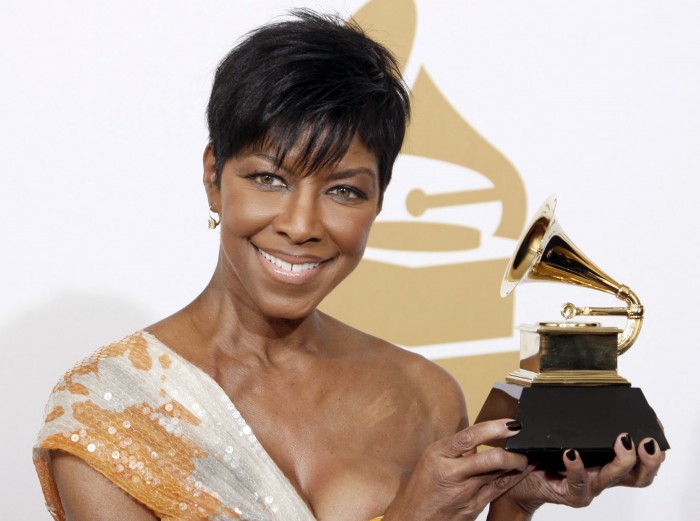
[218,363,426,520]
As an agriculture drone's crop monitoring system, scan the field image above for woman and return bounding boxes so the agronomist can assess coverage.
[33,10,664,521]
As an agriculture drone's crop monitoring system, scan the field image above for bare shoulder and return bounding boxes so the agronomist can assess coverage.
[50,451,157,521]
[376,337,467,437]
[326,315,468,439]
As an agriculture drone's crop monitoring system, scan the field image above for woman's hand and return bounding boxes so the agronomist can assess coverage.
[383,419,535,521]
[489,433,666,518]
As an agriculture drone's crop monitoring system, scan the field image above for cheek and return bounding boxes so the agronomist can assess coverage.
[221,193,276,236]
[327,211,376,255]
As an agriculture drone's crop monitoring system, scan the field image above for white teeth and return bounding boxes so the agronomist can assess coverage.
[258,248,320,272]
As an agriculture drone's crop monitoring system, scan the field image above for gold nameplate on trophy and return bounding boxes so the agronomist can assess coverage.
[475,194,668,470]
[507,322,630,386]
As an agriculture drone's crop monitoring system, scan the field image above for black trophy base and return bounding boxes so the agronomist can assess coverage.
[475,383,669,471]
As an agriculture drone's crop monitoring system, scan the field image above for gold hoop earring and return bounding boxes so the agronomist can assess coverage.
[208,206,220,230]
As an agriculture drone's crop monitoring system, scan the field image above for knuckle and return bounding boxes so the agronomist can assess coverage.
[493,473,513,490]
[434,465,459,487]
[421,442,445,469]
[454,429,477,453]
[481,447,506,467]
[568,492,593,508]
[568,478,588,495]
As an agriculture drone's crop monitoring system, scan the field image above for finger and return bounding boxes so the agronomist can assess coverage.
[482,464,537,499]
[472,464,537,511]
[561,449,590,499]
[622,438,664,488]
[438,419,523,458]
[446,447,529,483]
[593,433,637,494]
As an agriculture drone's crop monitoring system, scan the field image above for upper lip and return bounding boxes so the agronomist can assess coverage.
[252,244,331,265]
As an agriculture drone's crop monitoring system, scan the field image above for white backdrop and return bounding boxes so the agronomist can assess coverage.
[2,1,699,519]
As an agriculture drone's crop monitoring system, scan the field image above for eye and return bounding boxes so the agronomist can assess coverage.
[249,173,286,189]
[328,185,367,202]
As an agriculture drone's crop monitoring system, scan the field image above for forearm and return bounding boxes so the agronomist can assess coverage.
[486,495,537,521]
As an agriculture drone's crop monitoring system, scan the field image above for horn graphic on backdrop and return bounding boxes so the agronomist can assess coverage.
[322,0,527,351]
[476,195,669,470]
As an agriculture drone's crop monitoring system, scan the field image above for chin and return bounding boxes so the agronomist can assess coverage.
[259,298,319,322]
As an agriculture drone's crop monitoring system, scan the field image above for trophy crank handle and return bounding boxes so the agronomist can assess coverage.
[561,285,644,356]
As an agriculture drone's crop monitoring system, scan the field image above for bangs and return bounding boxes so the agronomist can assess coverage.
[250,116,361,178]
[207,10,409,189]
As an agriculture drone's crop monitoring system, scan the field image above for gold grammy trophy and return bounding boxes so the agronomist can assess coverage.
[476,195,669,469]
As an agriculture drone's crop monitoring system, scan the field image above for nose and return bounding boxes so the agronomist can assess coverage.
[273,188,324,244]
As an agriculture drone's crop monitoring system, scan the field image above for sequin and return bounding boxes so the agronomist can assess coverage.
[34,331,316,521]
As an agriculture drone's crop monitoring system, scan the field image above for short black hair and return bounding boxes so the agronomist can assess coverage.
[206,9,410,193]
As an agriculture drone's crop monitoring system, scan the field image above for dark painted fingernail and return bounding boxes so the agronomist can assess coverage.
[621,434,633,451]
[506,420,522,431]
[565,449,577,461]
[644,440,657,455]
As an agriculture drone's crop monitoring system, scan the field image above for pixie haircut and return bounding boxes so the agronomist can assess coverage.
[206,9,410,193]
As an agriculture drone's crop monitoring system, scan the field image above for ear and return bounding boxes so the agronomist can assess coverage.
[203,143,221,211]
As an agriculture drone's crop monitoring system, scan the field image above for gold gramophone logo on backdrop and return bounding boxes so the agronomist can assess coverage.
[322,0,526,347]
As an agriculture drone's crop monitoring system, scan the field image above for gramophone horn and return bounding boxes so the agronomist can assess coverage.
[502,194,643,355]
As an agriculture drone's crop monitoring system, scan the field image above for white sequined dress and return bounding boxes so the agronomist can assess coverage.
[34,331,317,521]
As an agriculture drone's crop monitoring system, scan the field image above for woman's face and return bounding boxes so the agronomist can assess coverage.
[204,136,381,320]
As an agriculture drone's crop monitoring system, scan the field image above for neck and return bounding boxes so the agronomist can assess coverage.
[182,269,326,362]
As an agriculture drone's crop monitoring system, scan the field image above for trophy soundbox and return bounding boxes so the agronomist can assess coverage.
[475,195,669,470]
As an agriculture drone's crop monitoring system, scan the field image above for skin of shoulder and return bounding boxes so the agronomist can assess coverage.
[322,312,469,443]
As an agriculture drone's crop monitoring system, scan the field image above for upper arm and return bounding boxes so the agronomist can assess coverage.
[426,362,469,434]
[401,350,469,438]
[50,451,158,521]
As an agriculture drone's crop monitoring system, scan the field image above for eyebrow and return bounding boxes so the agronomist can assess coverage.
[251,152,378,183]
[326,167,378,183]
[251,152,291,172]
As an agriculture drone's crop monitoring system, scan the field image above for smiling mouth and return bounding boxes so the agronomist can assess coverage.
[256,247,322,273]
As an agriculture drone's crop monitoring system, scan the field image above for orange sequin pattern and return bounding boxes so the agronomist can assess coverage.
[34,332,317,521]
